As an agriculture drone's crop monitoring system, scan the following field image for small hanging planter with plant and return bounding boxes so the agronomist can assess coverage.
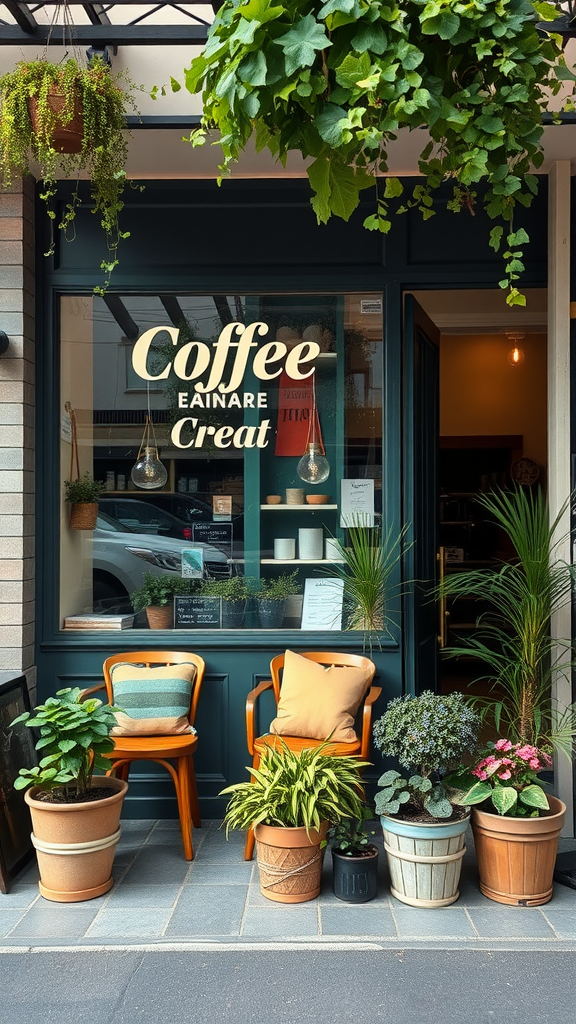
[0,54,141,293]
[63,402,104,529]
[183,0,576,306]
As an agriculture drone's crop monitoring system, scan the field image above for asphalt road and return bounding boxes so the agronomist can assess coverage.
[0,949,574,1024]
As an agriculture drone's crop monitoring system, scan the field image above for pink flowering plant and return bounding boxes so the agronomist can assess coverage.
[447,738,552,817]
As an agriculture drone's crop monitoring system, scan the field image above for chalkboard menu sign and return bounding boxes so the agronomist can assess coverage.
[174,596,221,628]
[192,522,233,559]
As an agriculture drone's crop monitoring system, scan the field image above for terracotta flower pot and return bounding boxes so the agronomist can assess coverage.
[146,604,174,629]
[254,822,328,903]
[471,795,566,906]
[25,776,128,903]
[381,812,470,907]
[69,502,98,530]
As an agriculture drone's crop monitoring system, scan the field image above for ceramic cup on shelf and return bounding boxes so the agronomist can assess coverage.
[298,528,323,560]
[266,495,282,505]
[274,538,295,560]
[286,488,304,505]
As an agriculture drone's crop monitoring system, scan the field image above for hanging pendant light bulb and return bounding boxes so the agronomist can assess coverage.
[296,370,330,484]
[131,415,168,490]
[506,331,526,367]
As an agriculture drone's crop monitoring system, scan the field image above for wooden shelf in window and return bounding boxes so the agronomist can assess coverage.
[260,504,337,511]
[229,558,345,565]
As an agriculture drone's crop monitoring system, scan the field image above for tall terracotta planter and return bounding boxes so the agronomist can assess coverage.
[381,812,469,908]
[471,795,566,906]
[254,822,328,903]
[25,776,127,903]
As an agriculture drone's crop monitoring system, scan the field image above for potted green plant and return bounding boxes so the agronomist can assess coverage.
[0,56,139,294]
[373,690,480,907]
[221,741,370,903]
[446,738,565,906]
[255,571,301,629]
[130,572,192,629]
[328,811,379,903]
[324,521,408,650]
[199,575,252,628]
[11,686,127,903]
[64,471,105,530]
[439,485,576,751]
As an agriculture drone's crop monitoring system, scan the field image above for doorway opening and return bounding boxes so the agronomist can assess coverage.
[408,287,548,698]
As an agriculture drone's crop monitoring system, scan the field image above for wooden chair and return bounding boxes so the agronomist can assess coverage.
[243,651,381,860]
[82,651,205,861]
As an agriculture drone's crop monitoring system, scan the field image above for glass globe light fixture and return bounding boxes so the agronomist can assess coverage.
[297,442,330,484]
[131,445,168,490]
[131,415,168,490]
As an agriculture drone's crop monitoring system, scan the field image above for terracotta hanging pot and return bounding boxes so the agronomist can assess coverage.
[254,822,328,903]
[471,795,566,906]
[27,85,83,154]
[25,776,127,903]
[69,502,98,530]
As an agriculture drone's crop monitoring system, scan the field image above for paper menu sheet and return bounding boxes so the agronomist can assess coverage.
[340,479,375,527]
[300,578,344,630]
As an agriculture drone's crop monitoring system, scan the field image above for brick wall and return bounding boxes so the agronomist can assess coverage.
[0,177,36,698]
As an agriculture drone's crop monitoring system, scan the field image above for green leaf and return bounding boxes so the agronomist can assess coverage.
[308,154,331,223]
[506,288,527,307]
[519,784,550,810]
[318,0,355,17]
[476,114,505,134]
[420,10,460,39]
[489,226,503,252]
[384,177,403,199]
[238,50,267,87]
[461,780,492,805]
[492,786,518,815]
[335,53,371,90]
[276,15,331,76]
[315,104,348,147]
[238,0,284,24]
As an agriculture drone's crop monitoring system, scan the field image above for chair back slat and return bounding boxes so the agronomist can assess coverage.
[102,651,206,726]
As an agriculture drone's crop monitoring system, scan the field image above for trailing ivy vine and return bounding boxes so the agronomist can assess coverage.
[183,0,575,305]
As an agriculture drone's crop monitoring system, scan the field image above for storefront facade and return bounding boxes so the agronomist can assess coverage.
[3,167,566,819]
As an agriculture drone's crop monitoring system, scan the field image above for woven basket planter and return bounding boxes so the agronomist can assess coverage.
[381,812,469,908]
[146,604,174,629]
[69,502,98,530]
[472,795,566,906]
[254,822,328,903]
[28,87,83,154]
[25,776,127,903]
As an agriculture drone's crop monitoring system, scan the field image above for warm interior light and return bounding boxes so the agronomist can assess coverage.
[506,331,525,367]
[296,370,330,484]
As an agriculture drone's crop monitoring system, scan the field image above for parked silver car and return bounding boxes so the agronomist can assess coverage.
[93,511,230,613]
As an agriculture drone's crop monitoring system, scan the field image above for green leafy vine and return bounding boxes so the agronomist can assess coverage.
[182,0,575,305]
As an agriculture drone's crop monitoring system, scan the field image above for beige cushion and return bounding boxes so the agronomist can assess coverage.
[269,650,372,743]
[110,663,196,736]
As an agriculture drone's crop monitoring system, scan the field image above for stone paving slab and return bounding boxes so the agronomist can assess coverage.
[1,819,576,950]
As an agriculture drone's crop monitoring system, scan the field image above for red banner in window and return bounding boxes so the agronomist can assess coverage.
[275,371,325,457]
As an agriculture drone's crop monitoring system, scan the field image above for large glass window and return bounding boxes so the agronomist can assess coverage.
[59,293,384,631]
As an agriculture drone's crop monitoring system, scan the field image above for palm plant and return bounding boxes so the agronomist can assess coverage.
[326,520,409,650]
[440,486,576,753]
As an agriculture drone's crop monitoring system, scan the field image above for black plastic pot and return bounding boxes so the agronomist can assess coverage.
[257,598,286,629]
[221,599,246,629]
[332,845,379,903]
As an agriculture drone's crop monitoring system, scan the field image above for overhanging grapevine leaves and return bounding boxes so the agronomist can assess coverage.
[182,0,575,304]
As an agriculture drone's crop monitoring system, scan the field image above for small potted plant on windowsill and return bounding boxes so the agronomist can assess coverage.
[130,572,192,629]
[255,572,301,629]
[64,472,105,530]
[328,810,379,903]
[220,741,370,903]
[373,690,480,908]
[11,686,126,903]
[199,575,253,628]
[446,739,565,906]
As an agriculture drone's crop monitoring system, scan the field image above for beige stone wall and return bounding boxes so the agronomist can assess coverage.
[0,177,36,698]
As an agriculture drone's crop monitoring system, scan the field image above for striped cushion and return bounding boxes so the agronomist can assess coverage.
[110,663,196,736]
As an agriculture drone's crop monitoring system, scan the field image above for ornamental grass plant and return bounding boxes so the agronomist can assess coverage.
[373,690,480,819]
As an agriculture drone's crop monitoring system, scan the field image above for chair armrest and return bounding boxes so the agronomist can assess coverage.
[79,684,107,701]
[246,679,274,756]
[360,685,382,760]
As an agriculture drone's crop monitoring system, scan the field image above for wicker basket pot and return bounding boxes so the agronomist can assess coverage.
[69,502,98,530]
[381,812,469,908]
[28,86,83,154]
[472,795,566,906]
[254,822,328,903]
[146,604,174,629]
[25,776,127,903]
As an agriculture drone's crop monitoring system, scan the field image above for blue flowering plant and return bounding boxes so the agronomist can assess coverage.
[373,691,480,821]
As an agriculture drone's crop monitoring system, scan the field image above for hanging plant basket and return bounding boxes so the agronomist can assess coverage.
[27,84,83,154]
[69,501,98,531]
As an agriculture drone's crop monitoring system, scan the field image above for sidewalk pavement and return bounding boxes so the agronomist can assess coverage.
[2,819,576,952]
